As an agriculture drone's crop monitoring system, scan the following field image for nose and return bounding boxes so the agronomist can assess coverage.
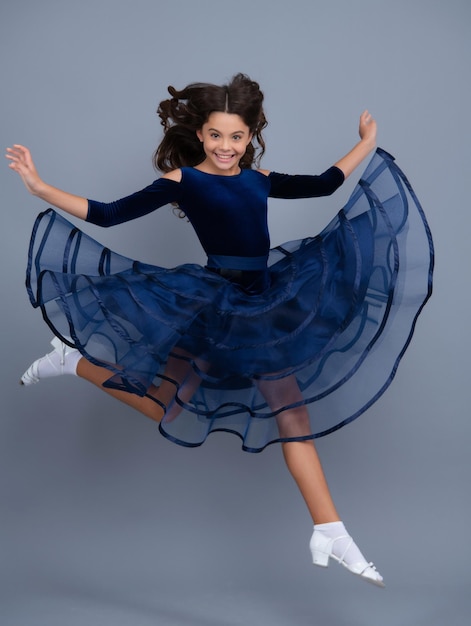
[221,137,231,151]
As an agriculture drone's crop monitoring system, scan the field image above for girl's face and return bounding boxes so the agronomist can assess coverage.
[196,111,253,175]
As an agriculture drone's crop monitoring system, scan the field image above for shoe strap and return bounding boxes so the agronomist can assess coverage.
[331,535,377,573]
[331,535,354,566]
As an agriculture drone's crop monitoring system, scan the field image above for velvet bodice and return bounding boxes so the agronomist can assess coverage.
[87,165,344,262]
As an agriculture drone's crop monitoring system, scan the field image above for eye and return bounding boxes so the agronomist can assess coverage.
[232,135,242,141]
[210,132,220,139]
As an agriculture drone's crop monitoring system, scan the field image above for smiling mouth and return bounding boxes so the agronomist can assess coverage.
[215,153,235,161]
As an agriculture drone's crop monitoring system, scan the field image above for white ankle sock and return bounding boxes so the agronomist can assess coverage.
[60,347,82,376]
[21,338,83,386]
[36,342,81,377]
[314,521,368,568]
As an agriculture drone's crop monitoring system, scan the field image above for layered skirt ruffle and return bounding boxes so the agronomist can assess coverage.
[26,148,434,452]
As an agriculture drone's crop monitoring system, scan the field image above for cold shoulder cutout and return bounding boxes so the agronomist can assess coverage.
[162,169,183,183]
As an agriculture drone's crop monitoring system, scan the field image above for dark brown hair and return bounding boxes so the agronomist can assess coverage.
[154,73,267,172]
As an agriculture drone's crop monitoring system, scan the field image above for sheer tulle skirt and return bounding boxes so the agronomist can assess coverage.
[26,149,434,452]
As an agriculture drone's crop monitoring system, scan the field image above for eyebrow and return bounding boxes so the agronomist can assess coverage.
[208,127,246,134]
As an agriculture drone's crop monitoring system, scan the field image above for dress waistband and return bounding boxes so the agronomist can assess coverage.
[206,254,267,271]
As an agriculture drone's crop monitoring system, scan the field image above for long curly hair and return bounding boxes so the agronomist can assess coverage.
[154,73,267,172]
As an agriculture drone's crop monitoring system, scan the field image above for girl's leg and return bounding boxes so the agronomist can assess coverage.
[77,348,205,423]
[257,375,384,587]
[281,439,340,524]
[76,357,165,421]
[257,375,339,524]
[20,337,204,423]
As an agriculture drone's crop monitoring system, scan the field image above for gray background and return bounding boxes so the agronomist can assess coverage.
[0,0,469,624]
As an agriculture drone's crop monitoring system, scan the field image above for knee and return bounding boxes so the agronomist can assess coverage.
[276,406,311,439]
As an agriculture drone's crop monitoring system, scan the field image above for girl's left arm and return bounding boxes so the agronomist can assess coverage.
[334,110,377,179]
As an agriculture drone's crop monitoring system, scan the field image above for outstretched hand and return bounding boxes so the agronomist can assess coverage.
[359,110,377,145]
[5,144,88,219]
[5,144,43,195]
[333,110,377,179]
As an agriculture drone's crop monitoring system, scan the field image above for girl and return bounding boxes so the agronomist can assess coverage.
[6,74,434,588]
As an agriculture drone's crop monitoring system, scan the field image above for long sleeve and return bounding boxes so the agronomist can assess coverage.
[86,178,181,227]
[268,166,344,199]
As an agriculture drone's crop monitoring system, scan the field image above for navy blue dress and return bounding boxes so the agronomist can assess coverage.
[26,148,434,452]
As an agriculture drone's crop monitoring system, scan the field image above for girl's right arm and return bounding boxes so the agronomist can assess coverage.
[5,145,88,220]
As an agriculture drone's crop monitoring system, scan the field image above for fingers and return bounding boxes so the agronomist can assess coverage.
[5,144,32,171]
[6,146,19,168]
[7,144,29,152]
[358,110,377,143]
[6,144,29,161]
[360,110,374,124]
[5,144,42,195]
[5,148,20,170]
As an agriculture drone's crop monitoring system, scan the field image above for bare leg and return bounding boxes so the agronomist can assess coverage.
[76,348,205,424]
[257,375,340,524]
[77,357,164,421]
[281,440,340,524]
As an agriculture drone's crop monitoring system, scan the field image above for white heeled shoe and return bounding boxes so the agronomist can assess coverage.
[310,529,385,587]
[20,336,79,386]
